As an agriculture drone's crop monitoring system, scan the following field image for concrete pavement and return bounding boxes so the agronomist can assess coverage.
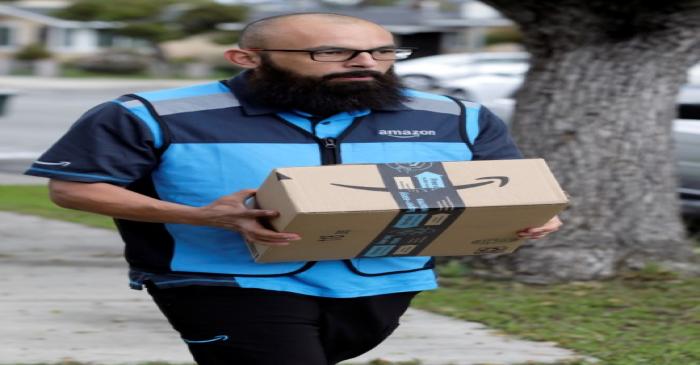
[0,195,590,365]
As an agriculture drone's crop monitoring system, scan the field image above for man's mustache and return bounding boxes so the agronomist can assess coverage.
[322,71,384,81]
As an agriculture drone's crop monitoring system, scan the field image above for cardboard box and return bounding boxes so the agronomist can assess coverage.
[249,159,568,263]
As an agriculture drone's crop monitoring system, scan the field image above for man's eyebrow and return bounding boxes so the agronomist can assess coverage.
[306,44,397,50]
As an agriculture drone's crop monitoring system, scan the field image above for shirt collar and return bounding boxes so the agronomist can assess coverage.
[226,71,411,116]
[290,109,372,120]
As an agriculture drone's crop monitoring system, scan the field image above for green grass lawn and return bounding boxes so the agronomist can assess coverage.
[413,271,700,365]
[0,185,115,230]
[2,185,699,365]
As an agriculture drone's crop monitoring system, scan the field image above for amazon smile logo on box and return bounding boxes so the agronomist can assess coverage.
[331,176,508,193]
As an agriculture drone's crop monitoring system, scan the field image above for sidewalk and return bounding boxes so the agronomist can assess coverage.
[0,75,207,91]
[0,198,590,365]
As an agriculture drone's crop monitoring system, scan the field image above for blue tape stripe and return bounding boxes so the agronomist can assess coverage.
[183,335,229,344]
[26,167,131,183]
[465,104,481,145]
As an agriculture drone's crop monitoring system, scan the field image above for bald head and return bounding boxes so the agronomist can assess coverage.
[239,13,390,48]
[225,11,398,81]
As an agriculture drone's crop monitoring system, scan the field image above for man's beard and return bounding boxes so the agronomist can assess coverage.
[243,57,407,116]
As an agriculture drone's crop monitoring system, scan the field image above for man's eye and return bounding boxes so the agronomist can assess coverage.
[316,50,348,56]
[375,49,396,54]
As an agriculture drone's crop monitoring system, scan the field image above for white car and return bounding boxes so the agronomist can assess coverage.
[394,52,529,90]
[676,86,700,215]
[438,74,522,103]
[688,63,700,84]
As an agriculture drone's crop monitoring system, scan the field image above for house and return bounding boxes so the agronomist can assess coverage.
[0,1,146,61]
[0,0,518,68]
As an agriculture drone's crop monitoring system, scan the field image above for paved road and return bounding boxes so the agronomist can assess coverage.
[0,77,197,160]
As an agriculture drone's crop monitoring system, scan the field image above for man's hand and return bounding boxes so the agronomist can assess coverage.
[199,189,301,246]
[48,181,299,246]
[517,215,562,240]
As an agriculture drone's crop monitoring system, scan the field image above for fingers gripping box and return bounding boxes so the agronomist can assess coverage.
[248,159,569,263]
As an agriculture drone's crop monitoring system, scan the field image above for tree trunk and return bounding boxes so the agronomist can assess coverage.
[473,0,700,283]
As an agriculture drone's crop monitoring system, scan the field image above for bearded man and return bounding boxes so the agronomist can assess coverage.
[25,12,561,365]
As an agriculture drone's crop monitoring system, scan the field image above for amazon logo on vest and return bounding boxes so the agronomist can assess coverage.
[378,129,437,138]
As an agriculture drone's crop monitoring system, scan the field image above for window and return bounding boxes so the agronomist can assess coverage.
[97,30,115,48]
[678,104,700,120]
[63,28,74,47]
[0,26,12,46]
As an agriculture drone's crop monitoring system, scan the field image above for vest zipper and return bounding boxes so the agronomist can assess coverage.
[267,112,435,276]
[309,117,340,165]
[321,137,339,165]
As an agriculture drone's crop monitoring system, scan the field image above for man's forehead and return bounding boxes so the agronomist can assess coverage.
[270,13,373,27]
[265,17,393,47]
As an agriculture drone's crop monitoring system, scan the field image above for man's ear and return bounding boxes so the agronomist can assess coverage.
[224,49,261,69]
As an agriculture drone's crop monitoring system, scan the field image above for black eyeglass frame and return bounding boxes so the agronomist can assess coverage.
[244,47,417,62]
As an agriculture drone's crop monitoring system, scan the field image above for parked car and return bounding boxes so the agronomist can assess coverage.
[688,62,700,84]
[467,83,700,217]
[438,73,522,103]
[394,52,529,90]
[676,85,700,215]
[0,89,16,117]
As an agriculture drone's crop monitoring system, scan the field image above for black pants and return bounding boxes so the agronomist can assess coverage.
[147,285,418,365]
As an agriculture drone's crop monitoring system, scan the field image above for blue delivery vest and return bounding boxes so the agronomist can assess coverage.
[25,74,521,297]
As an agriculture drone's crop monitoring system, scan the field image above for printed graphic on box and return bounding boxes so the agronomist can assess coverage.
[337,163,510,258]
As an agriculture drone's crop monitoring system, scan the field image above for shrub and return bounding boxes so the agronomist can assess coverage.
[71,50,151,74]
[484,27,523,46]
[14,43,52,61]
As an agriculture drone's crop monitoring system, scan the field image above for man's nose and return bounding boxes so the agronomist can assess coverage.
[345,51,379,68]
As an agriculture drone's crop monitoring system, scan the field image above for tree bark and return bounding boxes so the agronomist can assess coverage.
[472,0,700,283]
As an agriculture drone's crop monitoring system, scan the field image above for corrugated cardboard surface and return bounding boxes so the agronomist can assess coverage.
[250,159,568,262]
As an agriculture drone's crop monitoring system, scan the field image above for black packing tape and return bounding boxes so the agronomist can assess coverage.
[358,162,465,258]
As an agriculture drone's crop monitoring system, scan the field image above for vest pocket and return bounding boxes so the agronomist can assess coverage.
[344,256,434,276]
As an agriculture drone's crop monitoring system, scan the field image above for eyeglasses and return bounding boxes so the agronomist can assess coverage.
[244,47,416,62]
